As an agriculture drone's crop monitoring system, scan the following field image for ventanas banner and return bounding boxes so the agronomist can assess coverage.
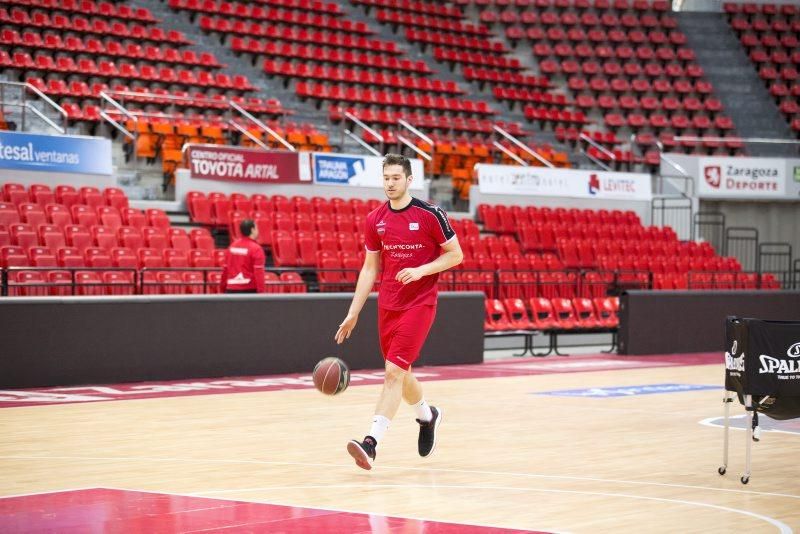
[312,153,424,190]
[187,146,309,184]
[476,164,652,201]
[0,131,112,176]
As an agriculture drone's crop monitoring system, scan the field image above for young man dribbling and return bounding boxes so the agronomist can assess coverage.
[335,154,463,470]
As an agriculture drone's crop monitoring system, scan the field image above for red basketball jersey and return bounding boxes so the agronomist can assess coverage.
[365,198,456,310]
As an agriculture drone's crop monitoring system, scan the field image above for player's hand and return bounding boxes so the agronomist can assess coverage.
[335,313,358,344]
[396,267,424,285]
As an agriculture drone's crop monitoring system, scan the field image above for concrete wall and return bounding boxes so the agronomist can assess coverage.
[699,200,800,260]
[0,292,484,388]
[619,290,800,355]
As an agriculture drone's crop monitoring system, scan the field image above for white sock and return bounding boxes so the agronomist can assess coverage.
[369,415,390,444]
[412,399,433,422]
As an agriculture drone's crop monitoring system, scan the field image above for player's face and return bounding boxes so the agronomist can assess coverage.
[250,225,259,241]
[383,164,411,200]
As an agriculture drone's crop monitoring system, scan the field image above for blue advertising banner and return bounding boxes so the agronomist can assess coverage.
[534,384,721,398]
[0,131,112,176]
[312,153,424,190]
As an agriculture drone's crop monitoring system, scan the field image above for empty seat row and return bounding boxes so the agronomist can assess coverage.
[0,225,212,259]
[2,31,220,67]
[0,9,189,43]
[259,60,461,94]
[187,191,383,226]
[0,244,218,269]
[5,53,254,92]
[0,203,170,230]
[485,296,619,331]
[478,204,641,232]
[3,0,155,22]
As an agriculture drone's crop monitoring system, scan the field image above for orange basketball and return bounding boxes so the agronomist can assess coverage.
[312,357,350,395]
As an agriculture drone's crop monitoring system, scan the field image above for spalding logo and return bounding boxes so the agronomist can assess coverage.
[788,342,800,358]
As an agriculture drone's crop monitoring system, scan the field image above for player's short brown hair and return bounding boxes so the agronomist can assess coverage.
[383,153,412,178]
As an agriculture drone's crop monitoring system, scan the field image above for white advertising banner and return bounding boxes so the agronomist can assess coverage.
[697,157,786,198]
[475,164,652,201]
[312,153,424,191]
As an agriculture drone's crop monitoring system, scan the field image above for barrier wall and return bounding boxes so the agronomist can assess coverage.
[0,292,484,388]
[619,290,800,355]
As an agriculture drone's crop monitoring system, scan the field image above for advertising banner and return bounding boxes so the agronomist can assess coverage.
[312,153,425,191]
[187,146,308,184]
[0,131,112,176]
[475,164,652,201]
[698,157,786,198]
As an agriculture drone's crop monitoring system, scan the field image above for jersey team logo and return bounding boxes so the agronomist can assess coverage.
[377,220,386,235]
[409,222,419,231]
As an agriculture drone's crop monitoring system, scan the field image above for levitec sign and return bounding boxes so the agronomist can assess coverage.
[698,157,786,198]
[475,164,652,201]
[186,146,310,184]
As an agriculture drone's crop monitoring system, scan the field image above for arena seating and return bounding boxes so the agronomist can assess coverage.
[0,0,336,184]
[467,0,742,166]
[0,183,305,295]
[723,2,800,137]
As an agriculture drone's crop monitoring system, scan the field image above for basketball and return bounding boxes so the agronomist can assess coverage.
[312,357,350,395]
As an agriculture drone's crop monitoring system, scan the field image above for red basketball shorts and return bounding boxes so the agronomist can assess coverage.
[378,304,437,371]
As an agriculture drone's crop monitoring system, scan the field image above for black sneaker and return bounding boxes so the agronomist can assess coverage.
[416,406,442,457]
[347,436,377,470]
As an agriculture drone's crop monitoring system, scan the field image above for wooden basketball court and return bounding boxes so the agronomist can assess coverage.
[1,353,797,532]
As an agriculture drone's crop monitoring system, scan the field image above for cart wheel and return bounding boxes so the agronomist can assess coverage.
[718,467,726,475]
[741,476,749,485]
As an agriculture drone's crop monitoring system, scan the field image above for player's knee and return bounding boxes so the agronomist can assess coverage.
[384,361,406,385]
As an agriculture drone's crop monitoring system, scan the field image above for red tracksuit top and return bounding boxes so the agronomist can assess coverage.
[220,237,266,293]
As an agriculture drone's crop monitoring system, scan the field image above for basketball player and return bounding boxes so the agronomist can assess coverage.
[220,219,266,294]
[335,154,463,470]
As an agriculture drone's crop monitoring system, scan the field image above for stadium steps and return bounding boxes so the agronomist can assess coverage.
[677,11,795,157]
[129,0,333,132]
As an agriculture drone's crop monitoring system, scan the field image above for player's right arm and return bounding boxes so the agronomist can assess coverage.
[335,251,379,344]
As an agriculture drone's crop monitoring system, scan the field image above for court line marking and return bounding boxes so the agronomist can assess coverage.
[0,487,100,499]
[699,416,800,436]
[187,483,793,534]
[1,454,798,501]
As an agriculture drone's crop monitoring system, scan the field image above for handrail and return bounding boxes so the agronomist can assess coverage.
[104,89,224,106]
[492,140,527,166]
[344,128,382,157]
[397,134,432,161]
[229,101,295,152]
[657,173,694,197]
[396,118,433,163]
[0,81,68,133]
[579,147,612,172]
[344,111,384,144]
[579,132,617,161]
[674,135,800,146]
[398,118,434,147]
[99,91,137,141]
[655,140,691,177]
[24,103,64,134]
[493,125,554,168]
[227,120,271,151]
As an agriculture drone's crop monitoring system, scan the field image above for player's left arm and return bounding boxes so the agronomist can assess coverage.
[396,237,463,285]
